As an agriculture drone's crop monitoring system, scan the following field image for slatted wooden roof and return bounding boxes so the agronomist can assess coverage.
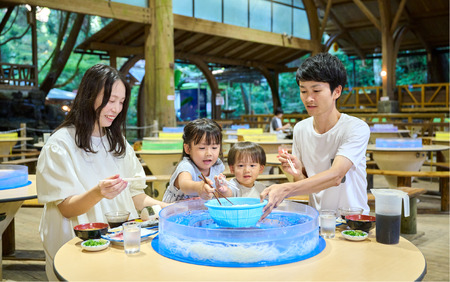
[76,15,316,71]
[318,0,449,57]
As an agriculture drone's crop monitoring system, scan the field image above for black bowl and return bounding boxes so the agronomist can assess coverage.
[345,214,376,232]
[74,223,109,240]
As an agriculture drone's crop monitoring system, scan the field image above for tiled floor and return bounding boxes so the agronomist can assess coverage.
[2,175,449,281]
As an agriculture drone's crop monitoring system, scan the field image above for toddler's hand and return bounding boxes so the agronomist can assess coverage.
[214,174,231,196]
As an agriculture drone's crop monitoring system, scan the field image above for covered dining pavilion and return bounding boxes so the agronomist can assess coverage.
[0,1,449,281]
[1,0,448,130]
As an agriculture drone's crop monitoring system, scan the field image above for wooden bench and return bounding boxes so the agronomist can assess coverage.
[366,169,450,211]
[289,187,427,234]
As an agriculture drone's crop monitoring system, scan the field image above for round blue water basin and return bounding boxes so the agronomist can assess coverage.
[153,199,323,267]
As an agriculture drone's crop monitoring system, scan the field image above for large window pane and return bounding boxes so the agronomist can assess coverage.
[293,0,304,8]
[293,8,310,39]
[173,0,193,16]
[249,0,271,32]
[224,0,248,27]
[195,0,222,22]
[273,3,291,34]
[111,0,148,8]
[276,0,292,4]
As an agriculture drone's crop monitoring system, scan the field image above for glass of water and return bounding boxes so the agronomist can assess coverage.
[123,222,141,254]
[319,209,336,239]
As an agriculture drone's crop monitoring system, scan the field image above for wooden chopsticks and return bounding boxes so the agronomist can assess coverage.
[199,172,233,205]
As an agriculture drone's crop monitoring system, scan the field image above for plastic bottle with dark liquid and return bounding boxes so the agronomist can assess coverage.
[375,214,401,244]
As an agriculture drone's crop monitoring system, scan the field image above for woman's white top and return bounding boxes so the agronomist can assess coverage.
[36,126,146,262]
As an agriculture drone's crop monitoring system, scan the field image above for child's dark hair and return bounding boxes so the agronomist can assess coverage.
[274,107,284,115]
[227,142,266,166]
[295,53,347,93]
[182,118,223,159]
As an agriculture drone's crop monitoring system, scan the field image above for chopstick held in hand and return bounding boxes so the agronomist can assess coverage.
[282,149,298,174]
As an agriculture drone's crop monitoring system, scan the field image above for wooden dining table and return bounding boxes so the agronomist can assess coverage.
[369,129,410,144]
[135,149,182,200]
[0,174,37,279]
[0,137,33,161]
[367,144,450,188]
[54,226,426,281]
[223,138,293,155]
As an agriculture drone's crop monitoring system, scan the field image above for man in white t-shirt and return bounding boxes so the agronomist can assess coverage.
[261,53,370,218]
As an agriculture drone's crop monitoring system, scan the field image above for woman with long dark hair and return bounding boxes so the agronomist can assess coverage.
[36,64,168,280]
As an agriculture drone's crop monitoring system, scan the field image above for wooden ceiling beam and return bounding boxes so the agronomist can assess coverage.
[173,14,314,51]
[175,51,285,71]
[123,27,146,46]
[245,45,280,61]
[196,37,229,55]
[279,50,310,65]
[174,31,194,46]
[403,6,432,53]
[0,0,151,23]
[234,44,268,60]
[183,34,213,53]
[318,0,365,58]
[225,42,258,58]
[176,33,205,52]
[390,0,407,34]
[214,40,244,57]
[87,42,144,57]
[219,41,254,58]
[352,0,381,31]
[326,20,375,31]
[319,0,333,40]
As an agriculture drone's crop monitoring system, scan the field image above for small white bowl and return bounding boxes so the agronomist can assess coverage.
[81,239,110,251]
[341,230,368,241]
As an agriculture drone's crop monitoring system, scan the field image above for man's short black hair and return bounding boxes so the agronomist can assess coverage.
[295,53,347,93]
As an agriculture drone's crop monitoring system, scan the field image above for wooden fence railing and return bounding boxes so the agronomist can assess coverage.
[238,113,448,136]
[337,83,449,113]
[0,63,37,89]
[398,83,449,112]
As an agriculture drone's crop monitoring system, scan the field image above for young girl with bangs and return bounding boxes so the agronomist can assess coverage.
[162,118,233,202]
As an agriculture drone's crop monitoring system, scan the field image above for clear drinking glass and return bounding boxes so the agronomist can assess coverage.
[319,209,336,239]
[123,222,141,254]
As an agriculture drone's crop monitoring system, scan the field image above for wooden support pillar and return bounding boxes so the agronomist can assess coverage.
[109,52,117,69]
[188,57,220,120]
[401,196,417,234]
[379,0,395,100]
[257,66,280,111]
[30,6,38,86]
[144,0,175,134]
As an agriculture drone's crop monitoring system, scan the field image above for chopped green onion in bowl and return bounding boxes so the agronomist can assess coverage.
[83,239,108,246]
[341,230,368,241]
[342,230,367,237]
